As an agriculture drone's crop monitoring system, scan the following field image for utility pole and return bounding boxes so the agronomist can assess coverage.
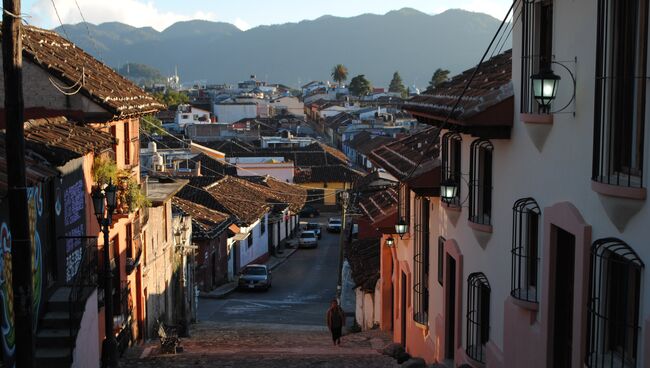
[336,191,349,301]
[2,0,35,366]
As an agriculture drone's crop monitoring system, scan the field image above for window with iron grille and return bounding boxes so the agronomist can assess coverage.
[466,272,490,364]
[521,0,555,114]
[260,217,266,235]
[586,238,644,367]
[442,132,462,206]
[399,184,410,227]
[510,198,540,303]
[413,197,430,325]
[469,140,493,226]
[124,121,130,166]
[438,236,445,286]
[593,0,648,189]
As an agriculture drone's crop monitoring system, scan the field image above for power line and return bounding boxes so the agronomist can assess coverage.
[73,0,103,61]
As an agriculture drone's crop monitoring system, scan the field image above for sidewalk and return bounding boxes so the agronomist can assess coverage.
[199,242,299,300]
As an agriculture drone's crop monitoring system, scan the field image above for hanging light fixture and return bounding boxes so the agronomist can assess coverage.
[385,237,395,248]
[440,179,459,204]
[394,218,408,239]
[91,188,106,224]
[531,69,561,114]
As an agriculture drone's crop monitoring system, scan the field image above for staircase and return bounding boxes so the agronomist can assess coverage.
[34,286,94,367]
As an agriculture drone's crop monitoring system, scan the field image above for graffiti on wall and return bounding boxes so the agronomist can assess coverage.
[27,185,43,328]
[0,223,14,364]
[63,179,85,282]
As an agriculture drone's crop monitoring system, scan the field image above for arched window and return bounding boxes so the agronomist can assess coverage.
[413,197,430,325]
[466,272,490,364]
[510,198,541,303]
[442,132,462,206]
[469,139,493,225]
[586,238,644,367]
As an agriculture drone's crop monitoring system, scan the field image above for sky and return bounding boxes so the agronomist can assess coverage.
[23,0,513,32]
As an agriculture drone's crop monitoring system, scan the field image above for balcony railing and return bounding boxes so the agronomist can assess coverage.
[61,236,98,357]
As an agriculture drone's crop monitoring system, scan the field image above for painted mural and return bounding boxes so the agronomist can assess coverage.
[0,223,14,366]
[27,185,44,327]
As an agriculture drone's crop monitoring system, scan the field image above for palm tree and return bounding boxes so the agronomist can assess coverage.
[331,64,349,87]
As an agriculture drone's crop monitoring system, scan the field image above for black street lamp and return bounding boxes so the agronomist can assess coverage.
[394,217,408,239]
[441,179,459,205]
[385,237,395,248]
[92,180,119,367]
[531,69,561,114]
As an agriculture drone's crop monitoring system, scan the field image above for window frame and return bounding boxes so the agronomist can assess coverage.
[469,139,494,226]
[521,0,555,114]
[437,236,445,286]
[466,272,491,364]
[593,0,649,189]
[586,238,644,367]
[413,197,430,326]
[510,198,541,304]
[442,132,462,207]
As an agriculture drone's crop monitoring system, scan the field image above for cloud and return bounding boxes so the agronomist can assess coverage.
[29,0,218,31]
[233,18,251,31]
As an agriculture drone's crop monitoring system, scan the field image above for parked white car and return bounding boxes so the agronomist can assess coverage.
[327,218,342,233]
[299,230,318,248]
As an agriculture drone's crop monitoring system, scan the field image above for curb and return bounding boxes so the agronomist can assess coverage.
[199,248,300,300]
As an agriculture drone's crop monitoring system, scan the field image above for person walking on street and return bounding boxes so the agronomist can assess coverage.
[326,299,345,346]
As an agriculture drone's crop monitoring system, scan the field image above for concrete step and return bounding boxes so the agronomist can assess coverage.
[34,347,72,367]
[36,328,76,348]
[41,311,81,329]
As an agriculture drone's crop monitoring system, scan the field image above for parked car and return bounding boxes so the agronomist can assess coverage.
[299,205,320,218]
[306,222,322,239]
[238,264,272,290]
[299,230,318,248]
[327,218,342,233]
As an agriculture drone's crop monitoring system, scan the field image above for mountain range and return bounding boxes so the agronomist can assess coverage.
[54,8,510,88]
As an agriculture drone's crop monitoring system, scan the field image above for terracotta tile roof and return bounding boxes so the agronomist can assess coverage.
[23,116,115,166]
[403,50,513,129]
[358,187,398,224]
[16,25,164,119]
[0,138,59,197]
[368,127,440,180]
[354,170,398,193]
[254,176,307,213]
[346,131,372,150]
[345,238,380,292]
[208,141,348,168]
[294,165,363,184]
[172,197,233,239]
[189,153,237,176]
[324,113,354,129]
[356,136,395,156]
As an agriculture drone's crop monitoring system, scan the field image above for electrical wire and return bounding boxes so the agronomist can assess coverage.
[400,1,517,186]
[73,0,103,61]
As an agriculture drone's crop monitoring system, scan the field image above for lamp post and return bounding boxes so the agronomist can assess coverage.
[92,180,119,368]
[531,69,561,114]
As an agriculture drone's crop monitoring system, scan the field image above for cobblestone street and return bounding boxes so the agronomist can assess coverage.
[121,322,400,367]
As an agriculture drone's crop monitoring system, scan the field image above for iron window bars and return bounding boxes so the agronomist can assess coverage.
[469,139,494,226]
[521,0,554,114]
[438,236,445,286]
[593,0,648,189]
[466,272,491,364]
[510,198,541,303]
[442,132,462,206]
[586,238,644,368]
[413,197,430,325]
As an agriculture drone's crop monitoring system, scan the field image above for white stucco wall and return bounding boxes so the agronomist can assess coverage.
[238,215,269,267]
[72,289,100,368]
[214,104,257,124]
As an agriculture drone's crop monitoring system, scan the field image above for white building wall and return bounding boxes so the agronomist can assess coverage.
[72,289,100,368]
[238,215,269,267]
[214,104,257,124]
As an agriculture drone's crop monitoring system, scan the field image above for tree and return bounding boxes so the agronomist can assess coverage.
[348,74,373,97]
[331,64,349,86]
[153,90,189,108]
[141,115,165,134]
[388,71,407,98]
[429,68,450,89]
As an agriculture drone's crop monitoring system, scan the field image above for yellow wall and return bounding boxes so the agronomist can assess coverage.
[300,181,350,205]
